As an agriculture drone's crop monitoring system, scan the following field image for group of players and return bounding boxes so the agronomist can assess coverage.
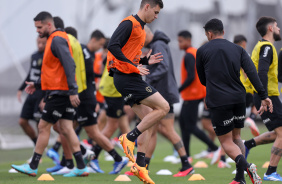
[9,0,282,184]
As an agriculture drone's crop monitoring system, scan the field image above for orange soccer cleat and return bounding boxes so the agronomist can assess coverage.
[130,163,155,184]
[119,134,135,162]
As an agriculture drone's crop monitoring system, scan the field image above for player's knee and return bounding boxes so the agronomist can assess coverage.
[160,101,170,117]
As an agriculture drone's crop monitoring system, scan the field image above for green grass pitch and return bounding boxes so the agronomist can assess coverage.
[0,124,279,184]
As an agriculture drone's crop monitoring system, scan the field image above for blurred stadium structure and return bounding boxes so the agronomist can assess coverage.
[1,0,282,149]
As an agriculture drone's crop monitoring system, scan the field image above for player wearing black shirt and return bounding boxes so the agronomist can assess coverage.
[196,18,272,184]
[17,36,46,147]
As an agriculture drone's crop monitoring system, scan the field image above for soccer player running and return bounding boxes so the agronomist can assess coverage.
[250,16,282,181]
[107,0,167,183]
[11,11,88,177]
[141,26,194,177]
[196,18,272,184]
[177,30,221,165]
[17,36,46,153]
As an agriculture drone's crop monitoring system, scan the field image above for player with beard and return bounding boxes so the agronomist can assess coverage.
[11,11,88,177]
[251,16,282,181]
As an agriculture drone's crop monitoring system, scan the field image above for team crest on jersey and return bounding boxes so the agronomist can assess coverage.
[37,58,42,66]
[146,86,152,93]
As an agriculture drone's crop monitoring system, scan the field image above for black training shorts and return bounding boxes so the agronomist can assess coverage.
[104,97,125,118]
[113,72,157,107]
[76,98,97,127]
[20,91,44,122]
[210,103,246,136]
[254,94,282,131]
[41,95,75,124]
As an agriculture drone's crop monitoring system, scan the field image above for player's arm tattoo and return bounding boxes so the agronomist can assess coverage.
[271,146,282,156]
[233,138,245,157]
[173,140,184,151]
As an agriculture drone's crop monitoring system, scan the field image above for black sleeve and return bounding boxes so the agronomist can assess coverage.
[196,48,206,86]
[18,56,33,91]
[278,50,282,82]
[179,53,196,92]
[240,48,268,100]
[107,20,137,67]
[18,71,30,91]
[258,45,272,95]
[51,36,78,95]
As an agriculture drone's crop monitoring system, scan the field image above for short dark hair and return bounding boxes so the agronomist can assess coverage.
[256,16,276,37]
[103,38,110,49]
[178,30,192,39]
[233,35,247,44]
[53,16,64,29]
[91,30,105,40]
[33,11,53,22]
[65,27,77,39]
[203,18,224,35]
[140,0,163,9]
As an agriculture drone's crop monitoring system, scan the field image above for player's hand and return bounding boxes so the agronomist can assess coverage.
[17,90,22,103]
[69,94,80,107]
[137,64,150,76]
[39,98,45,112]
[147,49,163,65]
[258,97,273,115]
[25,81,36,94]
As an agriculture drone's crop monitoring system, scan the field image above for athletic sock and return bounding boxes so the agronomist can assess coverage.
[221,155,226,162]
[108,149,122,162]
[207,147,212,152]
[65,159,74,169]
[73,151,85,169]
[235,154,248,181]
[80,144,86,155]
[244,139,256,150]
[266,165,277,175]
[32,138,37,145]
[136,152,146,167]
[180,155,192,171]
[92,145,103,159]
[250,113,256,121]
[126,128,142,142]
[52,141,61,152]
[29,152,42,169]
[145,157,151,170]
[60,154,66,167]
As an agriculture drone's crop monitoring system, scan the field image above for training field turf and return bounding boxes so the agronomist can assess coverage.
[0,124,280,184]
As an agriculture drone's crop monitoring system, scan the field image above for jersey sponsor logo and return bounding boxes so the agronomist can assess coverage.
[83,48,91,59]
[263,46,270,57]
[52,110,62,117]
[30,68,41,81]
[66,107,75,113]
[77,116,88,122]
[145,86,152,93]
[263,118,271,124]
[223,117,234,126]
